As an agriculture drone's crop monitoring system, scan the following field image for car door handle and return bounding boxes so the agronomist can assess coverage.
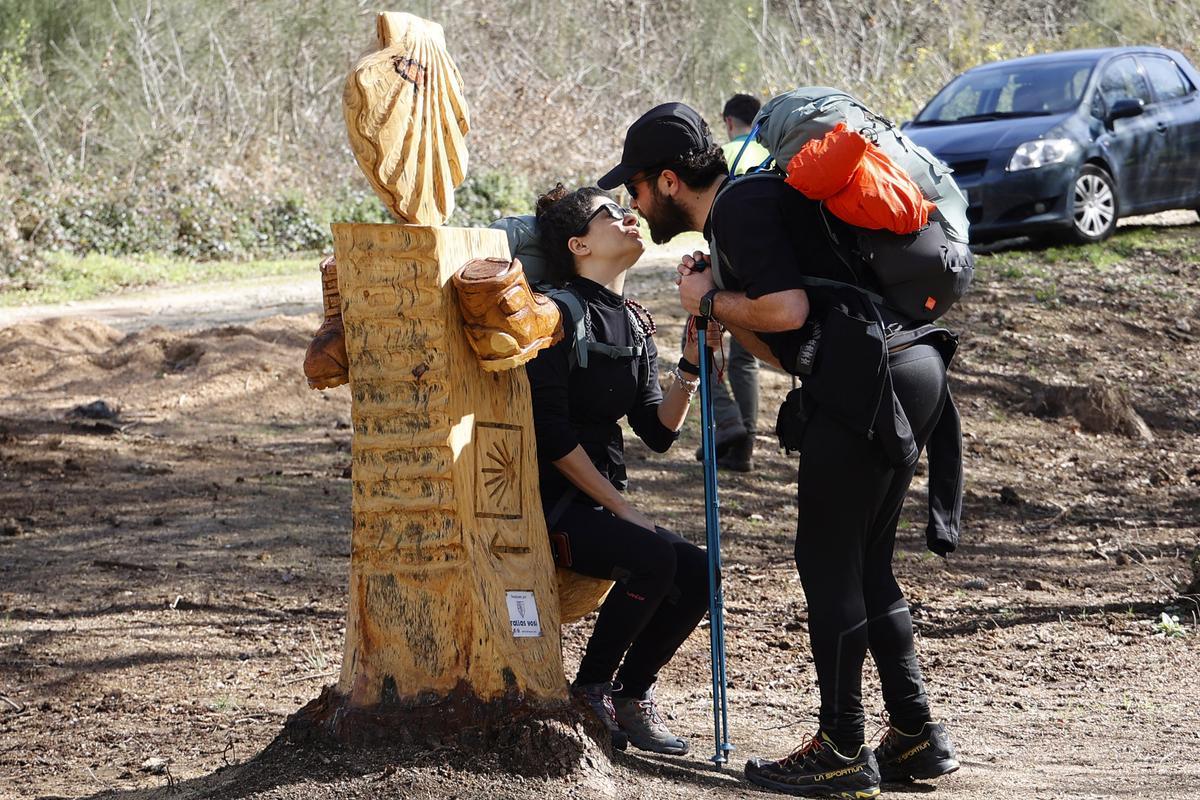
[1155,122,1168,134]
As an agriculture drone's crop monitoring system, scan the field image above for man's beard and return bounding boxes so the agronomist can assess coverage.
[644,187,692,244]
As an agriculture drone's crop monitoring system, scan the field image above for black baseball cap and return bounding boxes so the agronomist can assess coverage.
[597,102,714,190]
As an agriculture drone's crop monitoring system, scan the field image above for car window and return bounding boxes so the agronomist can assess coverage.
[914,59,1095,124]
[1100,57,1153,108]
[939,85,982,120]
[995,65,1091,113]
[1140,55,1193,102]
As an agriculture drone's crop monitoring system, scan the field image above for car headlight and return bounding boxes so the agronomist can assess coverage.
[1006,138,1078,171]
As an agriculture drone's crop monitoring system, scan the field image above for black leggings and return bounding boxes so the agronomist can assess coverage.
[550,502,710,697]
[794,343,948,749]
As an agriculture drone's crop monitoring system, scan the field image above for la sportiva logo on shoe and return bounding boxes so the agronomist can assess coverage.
[896,740,931,762]
[817,764,866,780]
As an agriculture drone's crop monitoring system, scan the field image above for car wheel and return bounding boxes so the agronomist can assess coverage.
[1066,165,1118,244]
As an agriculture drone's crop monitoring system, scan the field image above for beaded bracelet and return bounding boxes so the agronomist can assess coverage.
[671,366,700,394]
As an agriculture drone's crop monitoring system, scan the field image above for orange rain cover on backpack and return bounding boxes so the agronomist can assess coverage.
[785,122,936,235]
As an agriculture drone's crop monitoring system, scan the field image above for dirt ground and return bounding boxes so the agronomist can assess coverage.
[2,222,1199,800]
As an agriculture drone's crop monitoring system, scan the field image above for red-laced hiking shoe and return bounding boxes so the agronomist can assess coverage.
[571,681,628,751]
[874,721,959,782]
[744,732,881,798]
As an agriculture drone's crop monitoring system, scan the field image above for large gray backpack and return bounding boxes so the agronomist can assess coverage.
[748,87,970,242]
[488,215,640,369]
[719,87,974,322]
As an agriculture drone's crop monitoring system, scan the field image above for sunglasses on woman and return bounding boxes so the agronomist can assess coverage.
[573,202,633,237]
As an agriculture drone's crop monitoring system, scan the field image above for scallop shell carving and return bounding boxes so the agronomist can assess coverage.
[344,12,470,226]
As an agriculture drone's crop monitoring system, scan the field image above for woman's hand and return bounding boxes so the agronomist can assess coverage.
[615,504,656,532]
[682,317,725,364]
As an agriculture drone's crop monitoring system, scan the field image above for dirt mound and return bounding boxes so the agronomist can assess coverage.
[0,313,344,427]
[1027,382,1155,440]
[0,316,123,362]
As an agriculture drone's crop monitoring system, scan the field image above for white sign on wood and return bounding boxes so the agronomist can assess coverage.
[506,590,542,638]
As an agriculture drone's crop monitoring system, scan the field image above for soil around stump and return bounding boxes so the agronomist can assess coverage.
[283,682,614,781]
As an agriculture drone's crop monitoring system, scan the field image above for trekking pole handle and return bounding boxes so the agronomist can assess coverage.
[689,255,721,323]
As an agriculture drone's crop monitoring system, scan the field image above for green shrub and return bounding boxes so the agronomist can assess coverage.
[320,187,394,226]
[448,170,534,227]
[9,175,337,261]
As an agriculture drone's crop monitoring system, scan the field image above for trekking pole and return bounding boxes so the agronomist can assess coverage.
[696,311,734,766]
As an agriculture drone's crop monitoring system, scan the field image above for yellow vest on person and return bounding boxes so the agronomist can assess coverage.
[722,135,771,175]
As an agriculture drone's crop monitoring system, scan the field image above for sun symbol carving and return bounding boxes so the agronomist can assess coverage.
[482,439,517,505]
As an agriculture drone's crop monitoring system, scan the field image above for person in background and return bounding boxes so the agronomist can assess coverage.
[721,93,771,174]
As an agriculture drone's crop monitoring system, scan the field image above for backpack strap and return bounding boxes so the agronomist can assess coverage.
[587,341,642,361]
[542,286,642,370]
[707,172,783,290]
[808,205,892,309]
[727,121,763,176]
[543,287,590,369]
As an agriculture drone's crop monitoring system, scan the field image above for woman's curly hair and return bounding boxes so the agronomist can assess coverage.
[535,183,611,286]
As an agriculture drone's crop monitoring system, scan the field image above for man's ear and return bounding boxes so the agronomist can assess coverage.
[659,169,681,197]
[567,235,589,257]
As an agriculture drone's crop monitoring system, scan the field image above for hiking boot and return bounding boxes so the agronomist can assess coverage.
[717,433,754,472]
[695,429,747,463]
[571,682,627,751]
[744,732,880,798]
[612,685,689,755]
[303,255,349,390]
[453,256,563,371]
[874,721,959,783]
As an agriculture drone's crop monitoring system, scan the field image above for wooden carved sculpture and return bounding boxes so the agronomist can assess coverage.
[287,14,607,768]
[344,12,469,225]
[303,256,349,390]
[289,223,609,767]
[452,257,562,371]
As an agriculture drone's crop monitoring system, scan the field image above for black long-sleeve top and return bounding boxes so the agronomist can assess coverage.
[709,174,965,554]
[524,278,678,514]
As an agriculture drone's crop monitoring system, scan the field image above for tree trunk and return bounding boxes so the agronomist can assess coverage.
[284,223,606,776]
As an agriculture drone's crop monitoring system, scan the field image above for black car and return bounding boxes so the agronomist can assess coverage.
[904,47,1200,244]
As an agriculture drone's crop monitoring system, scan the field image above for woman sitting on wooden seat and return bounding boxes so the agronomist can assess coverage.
[525,183,716,756]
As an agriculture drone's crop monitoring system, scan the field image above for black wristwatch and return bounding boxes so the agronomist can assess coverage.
[698,288,720,321]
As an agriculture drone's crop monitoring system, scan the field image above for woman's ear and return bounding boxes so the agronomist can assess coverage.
[567,235,589,257]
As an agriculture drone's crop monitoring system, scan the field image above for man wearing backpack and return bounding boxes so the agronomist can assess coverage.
[598,102,962,797]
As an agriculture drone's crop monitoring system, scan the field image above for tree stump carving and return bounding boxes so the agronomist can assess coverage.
[287,13,614,777]
[285,224,608,775]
